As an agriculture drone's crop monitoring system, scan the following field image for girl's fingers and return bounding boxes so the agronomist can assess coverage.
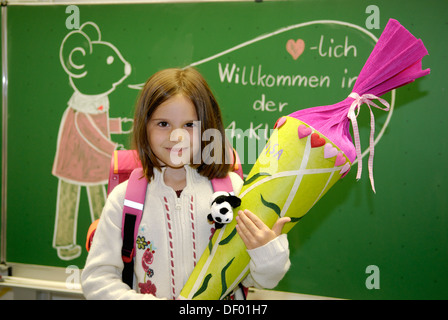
[235,223,249,244]
[237,210,259,235]
[272,217,291,236]
[236,209,290,250]
[235,214,255,249]
[241,209,268,230]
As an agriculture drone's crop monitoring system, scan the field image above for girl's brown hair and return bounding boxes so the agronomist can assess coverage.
[132,67,231,181]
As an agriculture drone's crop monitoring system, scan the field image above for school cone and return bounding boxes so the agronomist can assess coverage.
[179,19,430,300]
[179,116,350,300]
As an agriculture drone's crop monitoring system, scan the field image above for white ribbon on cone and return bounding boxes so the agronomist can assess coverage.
[347,92,390,193]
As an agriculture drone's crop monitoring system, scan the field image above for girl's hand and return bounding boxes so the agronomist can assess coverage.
[235,209,291,250]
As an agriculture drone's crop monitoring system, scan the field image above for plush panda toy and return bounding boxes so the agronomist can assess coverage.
[207,191,242,229]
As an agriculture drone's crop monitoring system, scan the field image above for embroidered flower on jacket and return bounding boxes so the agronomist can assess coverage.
[142,248,154,273]
[138,280,157,295]
[146,268,154,278]
[137,235,150,250]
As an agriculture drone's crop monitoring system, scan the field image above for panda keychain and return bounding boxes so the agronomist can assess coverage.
[207,192,242,229]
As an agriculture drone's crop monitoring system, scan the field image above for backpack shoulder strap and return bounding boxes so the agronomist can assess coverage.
[108,150,142,195]
[121,167,148,288]
[211,174,235,195]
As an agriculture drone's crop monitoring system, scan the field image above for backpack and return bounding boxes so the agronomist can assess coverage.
[85,149,243,290]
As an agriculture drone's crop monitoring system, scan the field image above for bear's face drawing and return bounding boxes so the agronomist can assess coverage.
[60,22,131,96]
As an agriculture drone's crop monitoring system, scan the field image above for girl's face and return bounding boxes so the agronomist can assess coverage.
[147,94,200,169]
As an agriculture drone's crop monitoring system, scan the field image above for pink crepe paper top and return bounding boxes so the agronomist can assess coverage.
[288,19,430,191]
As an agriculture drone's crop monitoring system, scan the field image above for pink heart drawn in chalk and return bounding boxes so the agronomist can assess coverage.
[335,153,346,166]
[324,143,338,159]
[298,125,312,139]
[286,39,305,60]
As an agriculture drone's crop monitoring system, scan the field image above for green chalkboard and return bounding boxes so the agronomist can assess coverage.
[2,0,447,299]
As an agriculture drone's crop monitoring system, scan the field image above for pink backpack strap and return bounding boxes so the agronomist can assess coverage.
[229,148,243,180]
[108,150,142,195]
[121,168,148,262]
[121,167,148,287]
[211,174,234,194]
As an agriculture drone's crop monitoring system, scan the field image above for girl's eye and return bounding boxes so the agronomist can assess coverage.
[185,122,195,128]
[158,121,169,127]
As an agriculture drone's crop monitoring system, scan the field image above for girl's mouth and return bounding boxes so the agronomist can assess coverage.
[167,147,188,155]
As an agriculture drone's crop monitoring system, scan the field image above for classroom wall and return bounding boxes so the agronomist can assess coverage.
[1,0,447,299]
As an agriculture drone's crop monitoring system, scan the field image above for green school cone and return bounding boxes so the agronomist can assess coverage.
[180,19,430,300]
[179,116,350,299]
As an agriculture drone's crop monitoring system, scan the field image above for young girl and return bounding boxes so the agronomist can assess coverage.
[81,68,291,300]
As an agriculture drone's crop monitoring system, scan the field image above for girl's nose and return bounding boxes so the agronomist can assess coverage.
[170,128,187,142]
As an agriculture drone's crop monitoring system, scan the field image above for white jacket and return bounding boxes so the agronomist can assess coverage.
[82,165,290,300]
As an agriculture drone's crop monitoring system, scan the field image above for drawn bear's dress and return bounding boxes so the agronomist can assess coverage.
[52,92,122,260]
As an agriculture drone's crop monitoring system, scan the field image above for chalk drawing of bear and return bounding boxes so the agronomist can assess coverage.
[52,22,132,260]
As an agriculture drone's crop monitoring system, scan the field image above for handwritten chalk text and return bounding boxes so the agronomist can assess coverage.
[218,63,330,88]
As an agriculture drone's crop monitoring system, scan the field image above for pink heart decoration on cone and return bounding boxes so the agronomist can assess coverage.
[324,143,338,159]
[311,133,326,148]
[274,117,287,129]
[339,162,351,175]
[335,153,346,166]
[298,124,312,139]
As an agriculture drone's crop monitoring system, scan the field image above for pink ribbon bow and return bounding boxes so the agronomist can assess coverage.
[347,92,390,193]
